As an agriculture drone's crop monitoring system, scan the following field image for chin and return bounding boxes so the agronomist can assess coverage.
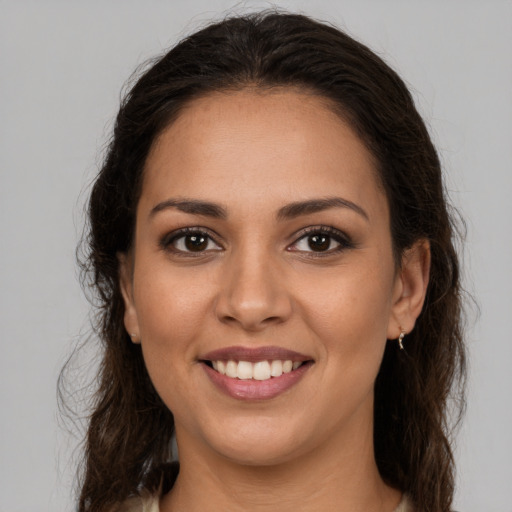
[202,418,313,467]
[218,441,303,467]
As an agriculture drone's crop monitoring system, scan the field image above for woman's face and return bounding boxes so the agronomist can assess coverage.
[120,89,424,466]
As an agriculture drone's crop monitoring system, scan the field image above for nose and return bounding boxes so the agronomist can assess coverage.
[214,249,293,332]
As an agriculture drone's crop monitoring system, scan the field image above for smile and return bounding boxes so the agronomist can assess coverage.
[209,359,304,380]
[199,346,314,400]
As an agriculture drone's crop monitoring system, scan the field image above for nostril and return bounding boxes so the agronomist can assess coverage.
[221,315,238,324]
[214,282,293,331]
[261,315,283,324]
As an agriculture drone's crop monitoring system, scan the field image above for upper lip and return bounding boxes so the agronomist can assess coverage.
[199,345,312,363]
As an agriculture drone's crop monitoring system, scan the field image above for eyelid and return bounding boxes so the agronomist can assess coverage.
[287,225,353,254]
[159,224,353,257]
[160,226,223,254]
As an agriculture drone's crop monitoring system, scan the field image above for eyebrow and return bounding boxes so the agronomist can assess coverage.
[277,197,369,221]
[150,196,368,221]
[150,198,228,219]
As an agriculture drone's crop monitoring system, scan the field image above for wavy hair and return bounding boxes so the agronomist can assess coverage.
[68,11,466,512]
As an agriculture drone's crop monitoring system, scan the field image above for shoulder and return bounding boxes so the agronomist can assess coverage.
[394,494,414,512]
[115,493,159,512]
[113,462,177,512]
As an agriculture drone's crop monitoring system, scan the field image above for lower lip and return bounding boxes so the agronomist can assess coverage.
[202,362,313,400]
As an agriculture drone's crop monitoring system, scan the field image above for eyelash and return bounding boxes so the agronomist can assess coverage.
[288,225,354,257]
[160,225,353,258]
[160,227,223,257]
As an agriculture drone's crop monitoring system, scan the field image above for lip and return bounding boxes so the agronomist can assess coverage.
[199,345,314,401]
[200,345,312,363]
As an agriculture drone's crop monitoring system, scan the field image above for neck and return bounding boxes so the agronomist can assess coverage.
[161,419,401,512]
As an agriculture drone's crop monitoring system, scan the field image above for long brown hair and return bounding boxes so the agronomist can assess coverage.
[67,11,466,512]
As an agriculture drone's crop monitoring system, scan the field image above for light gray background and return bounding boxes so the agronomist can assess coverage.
[1,1,511,511]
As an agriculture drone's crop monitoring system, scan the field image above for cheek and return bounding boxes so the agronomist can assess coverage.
[132,267,215,390]
[135,263,209,334]
[301,264,394,336]
[304,266,394,404]
[294,256,396,392]
[134,276,205,413]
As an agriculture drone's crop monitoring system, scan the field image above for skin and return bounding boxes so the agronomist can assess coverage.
[119,89,430,512]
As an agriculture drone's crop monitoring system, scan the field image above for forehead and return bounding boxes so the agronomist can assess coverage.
[140,89,386,221]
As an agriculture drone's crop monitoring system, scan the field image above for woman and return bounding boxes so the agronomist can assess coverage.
[76,11,466,512]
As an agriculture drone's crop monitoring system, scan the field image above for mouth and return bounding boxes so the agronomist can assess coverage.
[203,359,307,380]
[199,346,314,400]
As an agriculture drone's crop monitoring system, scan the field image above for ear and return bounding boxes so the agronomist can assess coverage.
[118,251,141,343]
[387,239,431,339]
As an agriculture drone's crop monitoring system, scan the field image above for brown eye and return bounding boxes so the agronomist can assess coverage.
[307,234,331,252]
[184,234,208,251]
[288,227,352,256]
[166,230,222,254]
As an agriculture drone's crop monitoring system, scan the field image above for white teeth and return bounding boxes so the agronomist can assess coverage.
[210,359,304,380]
[282,360,293,373]
[225,360,238,378]
[217,360,226,375]
[270,360,283,377]
[253,361,271,380]
[237,361,253,380]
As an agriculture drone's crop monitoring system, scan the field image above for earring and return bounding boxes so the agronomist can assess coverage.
[398,330,406,350]
[130,332,140,343]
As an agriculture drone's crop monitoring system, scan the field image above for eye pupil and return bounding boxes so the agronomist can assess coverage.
[308,234,330,251]
[185,234,208,251]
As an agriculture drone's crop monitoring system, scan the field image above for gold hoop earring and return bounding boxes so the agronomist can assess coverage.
[398,330,406,350]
